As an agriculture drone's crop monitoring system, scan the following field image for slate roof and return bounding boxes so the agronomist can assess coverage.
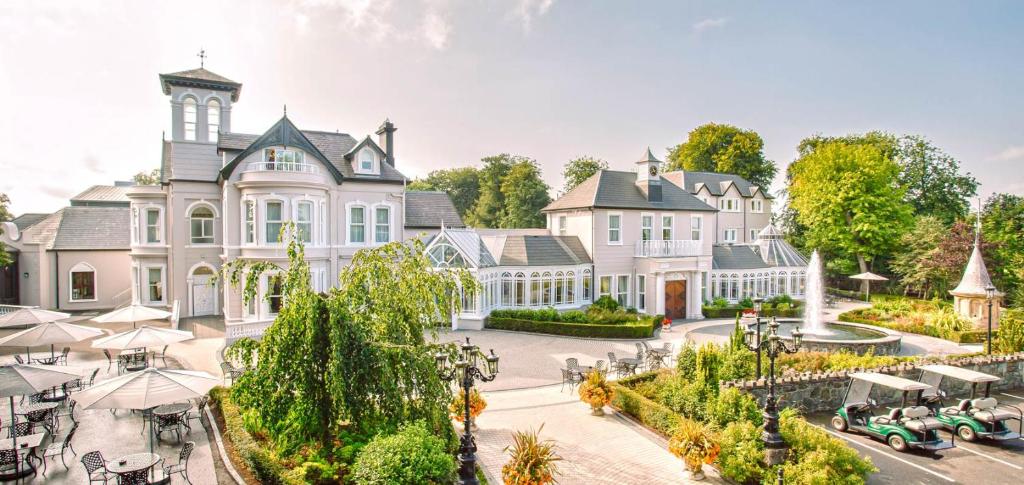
[753,224,808,267]
[218,126,406,184]
[542,170,716,212]
[159,68,242,101]
[712,245,772,270]
[950,242,1001,297]
[70,185,131,205]
[10,213,49,231]
[676,171,770,199]
[51,207,130,250]
[405,191,464,228]
[430,228,498,268]
[483,235,592,266]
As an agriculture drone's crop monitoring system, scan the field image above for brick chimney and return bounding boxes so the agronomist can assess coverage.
[376,119,396,167]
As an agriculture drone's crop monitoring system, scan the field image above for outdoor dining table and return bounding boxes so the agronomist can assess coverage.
[31,356,60,365]
[119,350,150,373]
[0,432,46,478]
[618,358,641,374]
[107,452,163,482]
[153,402,191,417]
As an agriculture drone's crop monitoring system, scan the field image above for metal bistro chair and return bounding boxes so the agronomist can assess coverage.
[634,343,647,372]
[58,399,78,425]
[186,396,209,432]
[220,362,244,386]
[116,468,150,485]
[102,349,115,372]
[9,421,34,438]
[155,412,184,443]
[58,347,70,365]
[560,368,581,392]
[661,342,675,364]
[594,360,606,374]
[81,450,117,484]
[565,357,580,377]
[155,345,169,367]
[164,441,195,485]
[607,352,626,378]
[25,407,55,434]
[42,421,78,475]
[0,449,21,478]
[13,355,24,364]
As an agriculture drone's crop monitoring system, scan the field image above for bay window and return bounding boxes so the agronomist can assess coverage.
[244,201,255,244]
[541,272,553,306]
[146,267,164,304]
[582,270,592,301]
[555,271,565,305]
[145,208,161,243]
[268,275,283,314]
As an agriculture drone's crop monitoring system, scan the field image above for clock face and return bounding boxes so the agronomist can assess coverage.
[649,165,658,177]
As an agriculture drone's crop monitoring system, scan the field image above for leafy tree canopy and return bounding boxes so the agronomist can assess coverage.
[983,193,1024,306]
[561,156,608,193]
[132,168,161,185]
[465,154,550,229]
[407,167,480,220]
[666,123,777,190]
[787,139,912,280]
[0,193,13,267]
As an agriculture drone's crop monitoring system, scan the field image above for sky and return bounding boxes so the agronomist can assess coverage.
[1,0,1022,215]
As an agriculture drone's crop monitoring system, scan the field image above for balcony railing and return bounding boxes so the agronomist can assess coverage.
[245,161,320,174]
[635,239,703,258]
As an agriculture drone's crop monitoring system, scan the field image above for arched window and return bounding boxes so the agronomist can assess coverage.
[582,269,592,302]
[69,262,96,302]
[428,243,467,267]
[530,272,541,306]
[183,97,197,141]
[501,272,514,307]
[777,272,787,296]
[798,271,807,295]
[555,271,565,305]
[190,206,215,244]
[730,274,739,300]
[542,272,553,306]
[566,271,576,305]
[358,149,375,173]
[207,99,220,142]
[515,272,526,307]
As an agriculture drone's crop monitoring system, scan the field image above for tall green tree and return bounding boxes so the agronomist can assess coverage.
[132,168,161,185]
[501,160,551,228]
[890,216,948,298]
[561,156,607,193]
[983,194,1024,306]
[787,139,912,288]
[0,193,13,267]
[894,135,978,223]
[665,123,777,190]
[408,167,480,220]
[466,155,515,228]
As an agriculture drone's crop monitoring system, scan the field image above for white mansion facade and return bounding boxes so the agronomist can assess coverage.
[2,65,809,338]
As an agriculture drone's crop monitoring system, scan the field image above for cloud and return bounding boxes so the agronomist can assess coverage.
[511,0,555,32]
[421,10,451,50]
[989,145,1024,162]
[692,17,729,35]
[83,156,103,174]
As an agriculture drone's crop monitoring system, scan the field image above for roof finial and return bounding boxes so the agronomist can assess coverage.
[283,104,287,117]
[197,48,207,68]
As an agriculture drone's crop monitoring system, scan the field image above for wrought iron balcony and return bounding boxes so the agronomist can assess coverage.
[635,239,703,258]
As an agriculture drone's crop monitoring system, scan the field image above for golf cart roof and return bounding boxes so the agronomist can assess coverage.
[849,372,933,391]
[919,365,1001,383]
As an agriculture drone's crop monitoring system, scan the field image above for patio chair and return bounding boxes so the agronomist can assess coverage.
[25,408,55,434]
[186,396,209,431]
[13,355,24,364]
[560,368,581,392]
[594,360,606,374]
[634,343,647,371]
[164,441,195,485]
[220,362,244,386]
[607,352,629,378]
[0,449,21,478]
[84,368,99,387]
[9,421,34,438]
[155,345,169,367]
[155,412,184,443]
[116,468,150,485]
[102,349,114,371]
[42,421,78,474]
[58,399,78,425]
[58,346,70,365]
[81,450,117,484]
[661,342,674,364]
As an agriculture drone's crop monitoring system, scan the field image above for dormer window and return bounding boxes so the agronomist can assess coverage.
[356,149,377,174]
[183,98,197,141]
[263,148,305,170]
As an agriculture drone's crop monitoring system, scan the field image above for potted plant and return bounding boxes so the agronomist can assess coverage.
[577,370,614,416]
[662,317,672,332]
[668,418,719,481]
[502,425,561,485]
[450,388,487,429]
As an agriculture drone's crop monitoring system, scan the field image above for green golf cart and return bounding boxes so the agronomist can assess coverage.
[919,364,1022,442]
[832,372,955,452]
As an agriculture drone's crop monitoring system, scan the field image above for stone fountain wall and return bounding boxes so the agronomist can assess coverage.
[721,352,1024,413]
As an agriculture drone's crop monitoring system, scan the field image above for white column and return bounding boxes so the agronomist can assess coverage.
[655,272,666,315]
[687,271,703,320]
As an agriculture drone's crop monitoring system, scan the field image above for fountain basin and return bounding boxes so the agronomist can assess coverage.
[688,319,902,355]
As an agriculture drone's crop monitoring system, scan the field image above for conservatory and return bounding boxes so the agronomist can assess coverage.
[705,225,810,302]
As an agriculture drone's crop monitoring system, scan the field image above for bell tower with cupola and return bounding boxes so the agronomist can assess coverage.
[635,147,663,202]
[159,54,242,144]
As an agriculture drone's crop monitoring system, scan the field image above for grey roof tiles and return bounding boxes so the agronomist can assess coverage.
[70,185,131,205]
[405,191,464,228]
[159,68,242,101]
[10,213,49,231]
[486,235,592,266]
[51,207,130,250]
[543,170,716,212]
[677,171,769,198]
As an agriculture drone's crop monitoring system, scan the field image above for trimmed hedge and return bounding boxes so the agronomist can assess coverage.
[209,386,289,484]
[485,316,655,339]
[610,378,681,436]
[702,307,803,319]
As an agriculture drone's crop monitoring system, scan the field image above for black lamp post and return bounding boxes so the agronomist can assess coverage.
[744,317,802,466]
[436,338,500,485]
[985,285,995,355]
[753,297,764,380]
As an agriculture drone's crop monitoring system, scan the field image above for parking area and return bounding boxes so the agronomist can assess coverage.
[806,391,1024,484]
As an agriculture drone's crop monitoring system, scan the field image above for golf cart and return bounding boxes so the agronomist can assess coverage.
[918,364,1023,442]
[832,372,954,452]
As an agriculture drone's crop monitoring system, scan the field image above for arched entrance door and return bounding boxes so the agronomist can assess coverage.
[190,266,217,316]
[665,280,687,320]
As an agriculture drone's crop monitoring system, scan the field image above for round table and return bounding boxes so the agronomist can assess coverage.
[108,452,161,475]
[153,403,191,416]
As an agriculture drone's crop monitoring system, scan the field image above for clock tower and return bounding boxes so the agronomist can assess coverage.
[635,147,663,202]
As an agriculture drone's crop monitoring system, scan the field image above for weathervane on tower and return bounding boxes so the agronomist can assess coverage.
[197,48,207,68]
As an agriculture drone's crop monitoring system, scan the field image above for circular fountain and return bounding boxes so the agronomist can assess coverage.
[690,250,902,355]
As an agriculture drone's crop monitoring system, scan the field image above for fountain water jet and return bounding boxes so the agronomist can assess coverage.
[803,250,831,335]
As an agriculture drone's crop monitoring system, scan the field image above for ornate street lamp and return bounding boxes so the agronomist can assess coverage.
[985,285,996,355]
[753,297,764,379]
[436,337,499,485]
[744,317,802,466]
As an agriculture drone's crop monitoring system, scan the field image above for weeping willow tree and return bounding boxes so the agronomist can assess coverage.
[222,224,476,453]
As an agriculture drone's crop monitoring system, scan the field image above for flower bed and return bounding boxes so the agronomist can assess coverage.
[486,305,660,339]
[838,296,973,341]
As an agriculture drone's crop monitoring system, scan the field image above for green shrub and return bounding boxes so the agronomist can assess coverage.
[719,348,756,382]
[208,387,289,484]
[716,420,764,484]
[696,343,722,388]
[610,382,682,436]
[351,421,457,485]
[676,344,698,377]
[592,295,619,311]
[711,297,730,309]
[998,308,1024,353]
[485,317,654,338]
[956,330,989,344]
[655,377,711,421]
[776,302,791,311]
[776,408,876,484]
[705,388,762,429]
[775,349,912,374]
[766,294,794,306]
[738,297,754,309]
[559,310,588,323]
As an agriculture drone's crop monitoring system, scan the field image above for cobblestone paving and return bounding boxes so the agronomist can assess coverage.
[474,386,723,485]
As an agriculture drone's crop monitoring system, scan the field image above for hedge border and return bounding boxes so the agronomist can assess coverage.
[209,387,289,484]
[609,371,681,437]
[485,316,656,339]
[701,307,803,319]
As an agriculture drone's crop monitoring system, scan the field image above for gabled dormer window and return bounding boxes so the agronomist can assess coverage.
[356,149,377,174]
[264,148,305,170]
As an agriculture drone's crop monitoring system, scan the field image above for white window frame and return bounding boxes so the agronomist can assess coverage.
[724,228,738,243]
[751,199,763,213]
[183,97,197,141]
[265,273,284,316]
[558,215,567,236]
[641,213,654,241]
[720,198,740,212]
[265,200,285,244]
[616,274,630,307]
[598,275,612,299]
[144,207,163,244]
[69,262,97,302]
[661,214,674,241]
[243,200,255,245]
[356,148,377,174]
[207,99,221,143]
[582,269,592,302]
[142,263,166,305]
[690,215,702,241]
[346,202,368,245]
[372,203,393,244]
[750,228,759,242]
[607,212,622,245]
[295,200,314,244]
[189,204,216,245]
[637,274,646,311]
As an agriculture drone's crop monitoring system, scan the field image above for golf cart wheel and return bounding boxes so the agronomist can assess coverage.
[887,434,908,452]
[957,425,977,442]
[831,416,848,432]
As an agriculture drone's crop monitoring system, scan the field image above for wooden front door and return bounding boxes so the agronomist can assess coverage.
[665,280,686,320]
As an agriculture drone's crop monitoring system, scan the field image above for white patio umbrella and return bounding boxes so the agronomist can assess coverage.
[0,308,70,328]
[0,320,103,362]
[0,364,84,476]
[74,367,220,459]
[92,305,172,329]
[850,272,889,302]
[91,325,194,351]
